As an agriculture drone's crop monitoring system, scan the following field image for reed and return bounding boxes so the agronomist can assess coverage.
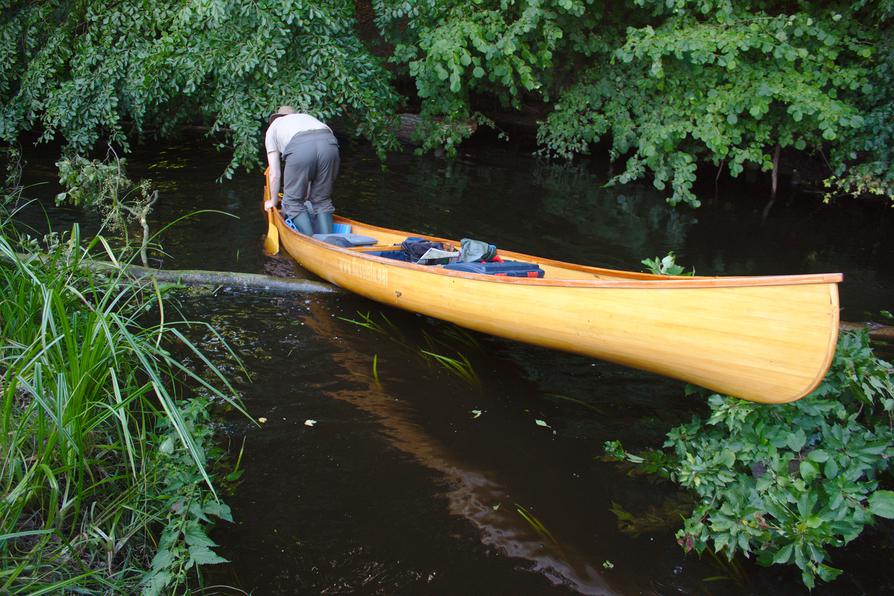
[0,223,244,595]
[514,504,559,547]
[419,349,480,386]
[338,310,399,336]
[340,310,482,387]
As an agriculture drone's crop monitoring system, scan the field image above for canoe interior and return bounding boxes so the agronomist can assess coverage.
[332,215,842,288]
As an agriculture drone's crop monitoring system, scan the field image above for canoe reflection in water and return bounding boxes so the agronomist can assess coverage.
[304,301,614,595]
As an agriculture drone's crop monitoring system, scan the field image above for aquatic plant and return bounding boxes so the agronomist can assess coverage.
[605,330,894,588]
[341,310,483,387]
[641,252,694,276]
[419,349,480,386]
[515,504,559,547]
[338,310,399,335]
[0,222,245,594]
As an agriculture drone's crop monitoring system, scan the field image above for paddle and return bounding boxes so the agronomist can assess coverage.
[262,167,279,255]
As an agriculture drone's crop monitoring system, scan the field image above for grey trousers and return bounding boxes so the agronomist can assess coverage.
[281,129,340,220]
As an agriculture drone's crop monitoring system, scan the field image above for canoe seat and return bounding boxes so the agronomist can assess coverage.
[312,233,378,247]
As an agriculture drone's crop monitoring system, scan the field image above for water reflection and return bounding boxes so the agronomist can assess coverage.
[304,300,613,595]
[336,149,699,273]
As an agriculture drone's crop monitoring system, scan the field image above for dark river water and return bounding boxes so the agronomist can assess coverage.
[16,138,894,595]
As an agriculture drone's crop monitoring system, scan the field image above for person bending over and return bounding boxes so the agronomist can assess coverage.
[264,106,340,235]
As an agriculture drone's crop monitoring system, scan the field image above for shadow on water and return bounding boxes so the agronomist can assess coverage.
[13,139,894,594]
[302,300,611,594]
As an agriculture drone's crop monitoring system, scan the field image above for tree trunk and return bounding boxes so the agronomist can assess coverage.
[761,143,782,222]
[90,261,336,295]
[4,252,336,295]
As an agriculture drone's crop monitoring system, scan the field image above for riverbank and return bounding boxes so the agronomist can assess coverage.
[0,214,244,593]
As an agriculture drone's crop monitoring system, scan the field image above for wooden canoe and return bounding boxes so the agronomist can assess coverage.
[264,185,841,404]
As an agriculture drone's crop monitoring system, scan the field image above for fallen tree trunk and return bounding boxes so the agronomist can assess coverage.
[89,261,337,295]
[4,251,336,295]
[839,321,894,340]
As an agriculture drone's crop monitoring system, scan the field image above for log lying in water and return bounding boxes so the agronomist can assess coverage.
[4,251,335,295]
[92,262,337,295]
[838,321,894,343]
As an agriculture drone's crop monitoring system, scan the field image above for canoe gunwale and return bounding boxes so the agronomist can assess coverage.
[276,211,843,290]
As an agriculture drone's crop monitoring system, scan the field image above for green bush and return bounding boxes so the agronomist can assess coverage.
[605,330,894,588]
[0,223,245,594]
[2,1,892,203]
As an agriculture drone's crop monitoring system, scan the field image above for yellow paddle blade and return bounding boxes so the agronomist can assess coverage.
[262,167,279,255]
[263,208,279,255]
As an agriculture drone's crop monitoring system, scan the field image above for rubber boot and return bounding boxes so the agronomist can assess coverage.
[315,212,333,235]
[292,212,314,236]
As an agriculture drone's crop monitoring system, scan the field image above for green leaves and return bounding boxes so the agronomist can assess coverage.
[376,0,592,153]
[641,251,694,276]
[869,491,894,519]
[1,223,242,594]
[4,1,890,204]
[608,330,894,588]
[3,0,401,176]
[786,428,806,452]
[772,543,794,564]
[799,460,820,482]
[188,544,229,566]
[537,3,886,207]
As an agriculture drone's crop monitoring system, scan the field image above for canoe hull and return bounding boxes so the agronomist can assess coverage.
[273,213,839,404]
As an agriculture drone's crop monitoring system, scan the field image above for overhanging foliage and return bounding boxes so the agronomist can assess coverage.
[1,1,891,203]
[0,0,401,177]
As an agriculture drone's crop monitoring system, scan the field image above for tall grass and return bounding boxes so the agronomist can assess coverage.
[0,224,245,594]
